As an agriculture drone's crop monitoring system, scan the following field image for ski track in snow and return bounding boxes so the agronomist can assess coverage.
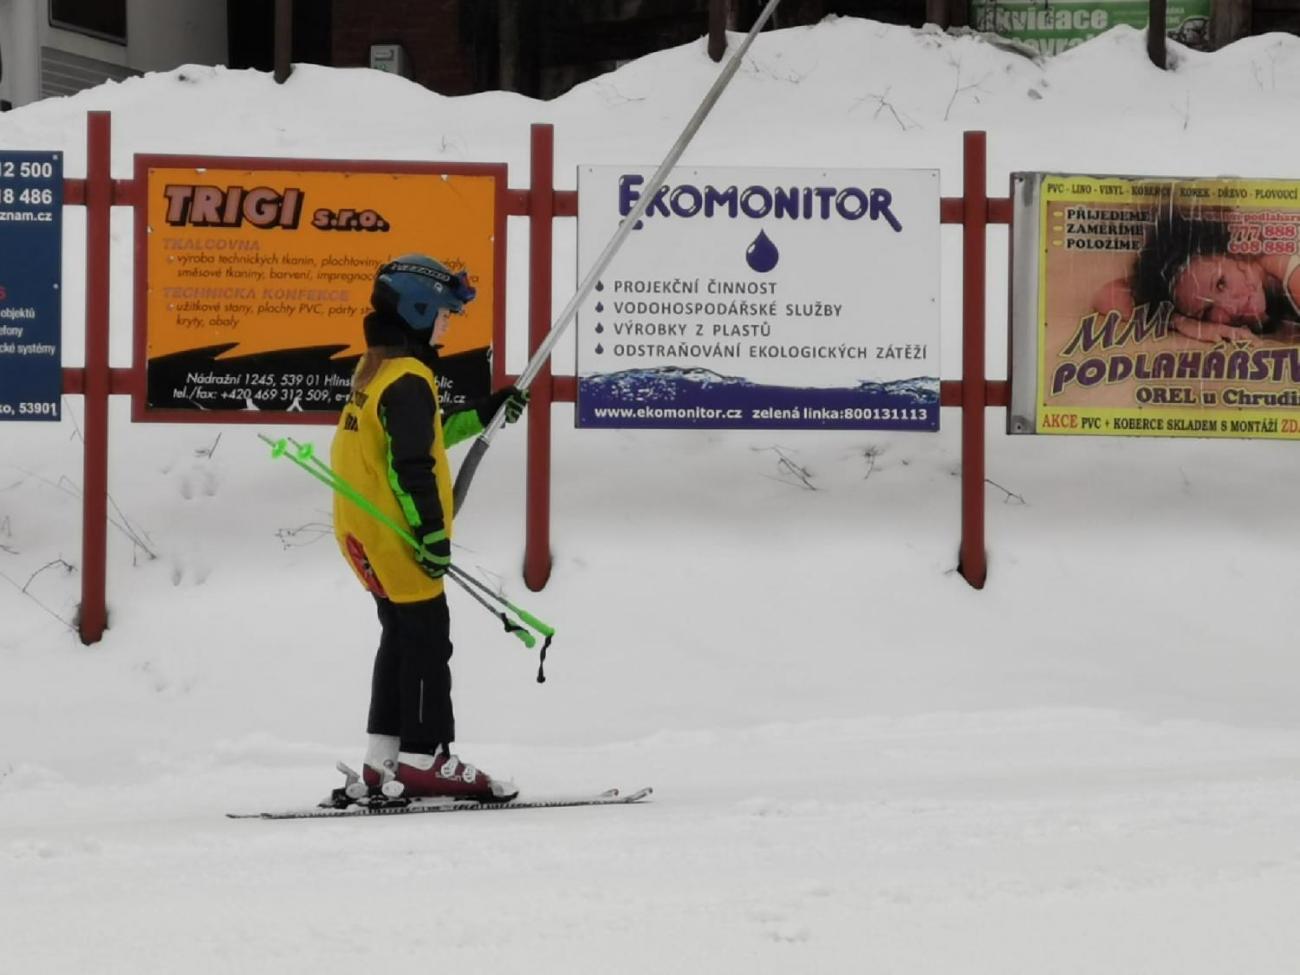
[4,713,1300,973]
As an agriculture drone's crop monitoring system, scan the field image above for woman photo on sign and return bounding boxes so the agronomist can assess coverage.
[328,254,528,804]
[1094,209,1300,344]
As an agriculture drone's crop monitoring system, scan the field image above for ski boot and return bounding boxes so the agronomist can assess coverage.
[391,748,518,803]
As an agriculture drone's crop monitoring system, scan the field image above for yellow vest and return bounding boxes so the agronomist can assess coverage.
[330,357,453,602]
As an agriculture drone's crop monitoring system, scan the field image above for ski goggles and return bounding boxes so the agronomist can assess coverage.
[380,260,478,308]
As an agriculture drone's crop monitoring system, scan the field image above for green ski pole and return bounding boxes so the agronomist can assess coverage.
[259,434,556,668]
[448,564,554,682]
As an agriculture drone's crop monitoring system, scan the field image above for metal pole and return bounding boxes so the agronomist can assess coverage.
[453,0,785,511]
[524,125,555,591]
[959,131,988,590]
[79,112,112,643]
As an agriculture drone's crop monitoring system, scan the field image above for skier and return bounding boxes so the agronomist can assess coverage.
[330,254,529,803]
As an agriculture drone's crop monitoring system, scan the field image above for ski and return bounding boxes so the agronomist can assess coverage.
[227,786,653,821]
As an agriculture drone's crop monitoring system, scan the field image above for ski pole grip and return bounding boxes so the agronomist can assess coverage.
[259,433,288,458]
[452,437,489,514]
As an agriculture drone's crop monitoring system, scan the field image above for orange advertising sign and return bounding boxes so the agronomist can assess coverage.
[136,156,504,418]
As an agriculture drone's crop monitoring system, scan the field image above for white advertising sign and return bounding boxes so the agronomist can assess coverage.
[576,165,940,430]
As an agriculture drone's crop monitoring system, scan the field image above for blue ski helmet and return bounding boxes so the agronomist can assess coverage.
[371,254,477,331]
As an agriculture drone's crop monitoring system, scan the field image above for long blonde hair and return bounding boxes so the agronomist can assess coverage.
[350,346,406,395]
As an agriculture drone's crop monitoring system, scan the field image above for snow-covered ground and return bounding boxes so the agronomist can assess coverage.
[3,18,1300,973]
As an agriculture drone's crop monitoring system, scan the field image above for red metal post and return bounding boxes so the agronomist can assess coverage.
[523,124,555,591]
[959,131,988,589]
[79,111,112,642]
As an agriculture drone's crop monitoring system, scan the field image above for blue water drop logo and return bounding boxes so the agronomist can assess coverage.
[595,302,604,313]
[595,323,604,333]
[595,343,605,354]
[595,280,605,291]
[746,230,779,273]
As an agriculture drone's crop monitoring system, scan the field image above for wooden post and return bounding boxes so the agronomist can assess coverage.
[497,0,520,91]
[1210,0,1251,49]
[274,0,292,84]
[709,0,728,62]
[1148,0,1168,68]
[926,0,951,28]
[79,112,112,644]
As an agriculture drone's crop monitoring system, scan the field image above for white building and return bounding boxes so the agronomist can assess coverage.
[0,0,226,110]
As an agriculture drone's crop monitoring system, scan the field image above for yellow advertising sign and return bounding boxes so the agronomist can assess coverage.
[1032,174,1300,439]
[139,159,502,416]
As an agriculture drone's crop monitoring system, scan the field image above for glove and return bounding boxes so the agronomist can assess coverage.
[478,386,530,426]
[414,530,451,580]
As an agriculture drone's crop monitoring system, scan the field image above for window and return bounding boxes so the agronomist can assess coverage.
[49,0,127,44]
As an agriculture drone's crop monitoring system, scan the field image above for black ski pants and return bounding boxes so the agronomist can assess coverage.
[367,593,454,753]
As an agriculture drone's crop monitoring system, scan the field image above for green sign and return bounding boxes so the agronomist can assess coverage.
[969,1,1212,55]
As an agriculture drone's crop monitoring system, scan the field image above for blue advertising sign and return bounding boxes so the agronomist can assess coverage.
[0,151,63,421]
[576,165,940,431]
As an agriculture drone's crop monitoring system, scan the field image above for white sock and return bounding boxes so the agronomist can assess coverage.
[364,734,399,770]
